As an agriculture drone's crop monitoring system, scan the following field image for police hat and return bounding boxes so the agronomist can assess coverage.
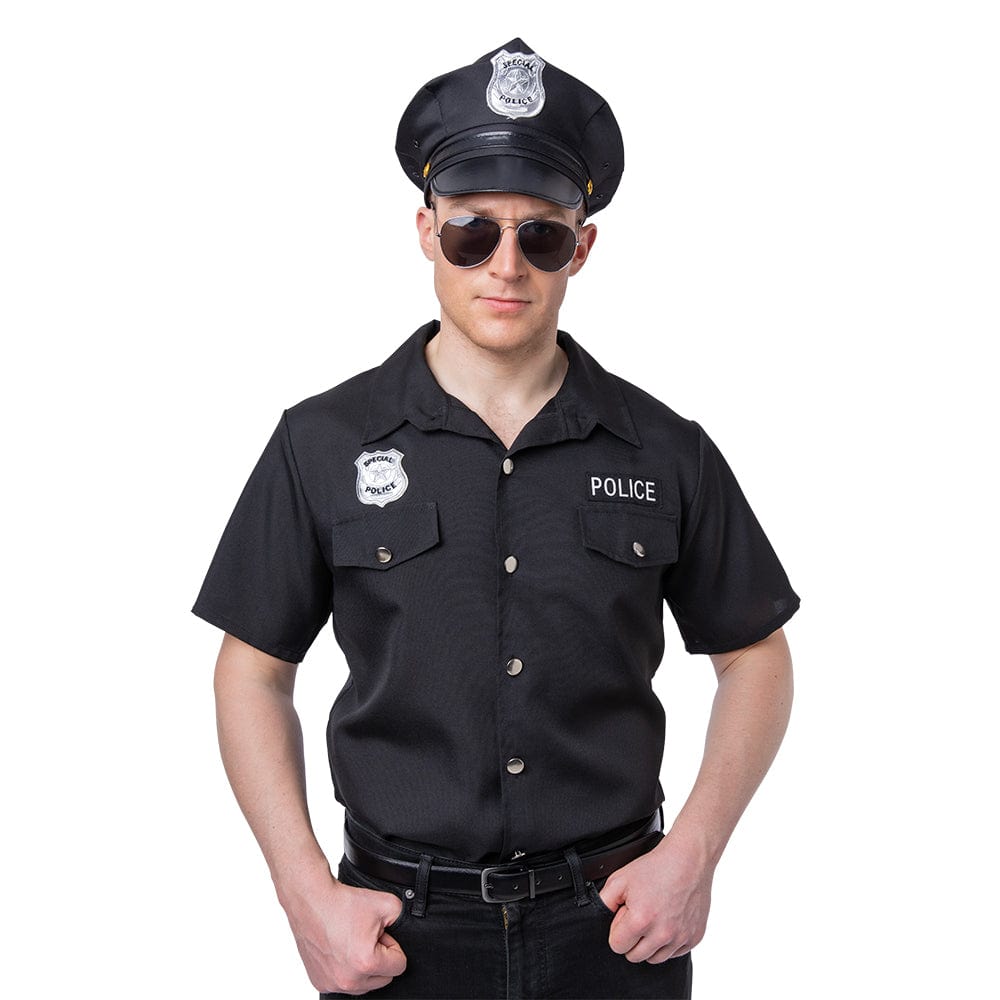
[396,39,624,215]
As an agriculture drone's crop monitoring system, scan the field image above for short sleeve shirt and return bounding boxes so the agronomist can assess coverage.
[193,321,799,862]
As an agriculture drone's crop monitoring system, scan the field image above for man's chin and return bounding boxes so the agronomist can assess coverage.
[461,323,554,358]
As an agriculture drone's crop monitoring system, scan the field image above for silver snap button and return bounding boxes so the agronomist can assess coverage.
[632,541,646,558]
[404,888,415,899]
[506,657,523,676]
[376,547,393,564]
[502,457,514,475]
[506,757,525,774]
[504,555,518,574]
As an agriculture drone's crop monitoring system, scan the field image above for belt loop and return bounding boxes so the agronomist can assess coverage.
[410,853,433,918]
[562,846,589,907]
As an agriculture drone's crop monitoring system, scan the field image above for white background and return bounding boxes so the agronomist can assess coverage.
[2,2,997,997]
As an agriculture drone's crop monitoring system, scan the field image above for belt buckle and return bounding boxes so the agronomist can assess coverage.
[480,864,533,903]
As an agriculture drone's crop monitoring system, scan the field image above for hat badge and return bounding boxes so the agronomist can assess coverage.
[487,49,546,119]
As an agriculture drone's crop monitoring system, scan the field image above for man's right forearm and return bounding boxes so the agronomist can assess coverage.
[213,632,331,899]
[213,633,408,993]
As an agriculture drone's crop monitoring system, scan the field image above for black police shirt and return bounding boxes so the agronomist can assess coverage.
[193,321,799,863]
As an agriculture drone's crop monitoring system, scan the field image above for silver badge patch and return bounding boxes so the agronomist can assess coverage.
[487,49,546,119]
[355,449,409,507]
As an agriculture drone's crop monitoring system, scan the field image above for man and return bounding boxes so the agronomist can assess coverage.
[194,39,798,999]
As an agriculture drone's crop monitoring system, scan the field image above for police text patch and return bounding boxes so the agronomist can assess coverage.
[587,473,662,506]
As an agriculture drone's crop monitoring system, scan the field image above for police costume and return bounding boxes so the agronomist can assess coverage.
[194,40,798,999]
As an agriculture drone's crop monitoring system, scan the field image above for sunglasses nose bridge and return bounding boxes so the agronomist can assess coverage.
[488,223,529,274]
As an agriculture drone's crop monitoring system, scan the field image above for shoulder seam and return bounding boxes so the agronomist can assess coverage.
[280,409,326,556]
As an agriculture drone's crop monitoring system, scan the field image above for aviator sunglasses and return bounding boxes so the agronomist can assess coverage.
[434,211,581,272]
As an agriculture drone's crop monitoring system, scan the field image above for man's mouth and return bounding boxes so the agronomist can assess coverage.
[481,297,529,312]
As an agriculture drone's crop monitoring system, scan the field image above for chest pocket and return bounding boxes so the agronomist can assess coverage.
[332,501,440,570]
[579,506,679,567]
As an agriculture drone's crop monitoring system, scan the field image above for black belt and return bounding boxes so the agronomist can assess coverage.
[343,813,663,904]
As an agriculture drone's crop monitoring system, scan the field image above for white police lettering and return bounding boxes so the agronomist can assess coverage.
[589,475,658,504]
[487,49,546,119]
[355,449,409,507]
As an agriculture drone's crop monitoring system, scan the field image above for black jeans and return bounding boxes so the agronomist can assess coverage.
[320,851,693,999]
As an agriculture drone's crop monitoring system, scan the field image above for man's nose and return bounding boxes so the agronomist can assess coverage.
[489,225,527,278]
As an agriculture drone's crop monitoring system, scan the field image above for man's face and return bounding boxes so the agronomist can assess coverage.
[416,192,597,357]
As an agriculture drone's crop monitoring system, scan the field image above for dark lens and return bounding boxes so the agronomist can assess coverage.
[517,221,577,272]
[439,216,502,268]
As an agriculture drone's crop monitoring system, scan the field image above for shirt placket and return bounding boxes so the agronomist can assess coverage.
[495,445,528,859]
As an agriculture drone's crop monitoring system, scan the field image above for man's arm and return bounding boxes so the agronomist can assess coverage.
[214,632,407,994]
[597,626,794,963]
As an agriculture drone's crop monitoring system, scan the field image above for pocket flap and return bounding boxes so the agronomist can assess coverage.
[332,501,440,570]
[579,507,678,567]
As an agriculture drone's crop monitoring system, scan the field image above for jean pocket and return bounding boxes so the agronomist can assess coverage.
[586,877,616,917]
[337,855,410,930]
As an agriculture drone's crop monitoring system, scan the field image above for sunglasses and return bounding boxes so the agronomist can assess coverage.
[435,213,581,272]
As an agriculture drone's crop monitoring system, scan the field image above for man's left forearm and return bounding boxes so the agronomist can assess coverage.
[667,626,794,866]
[597,627,793,963]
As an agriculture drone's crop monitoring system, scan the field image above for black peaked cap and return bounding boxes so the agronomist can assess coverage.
[396,39,624,215]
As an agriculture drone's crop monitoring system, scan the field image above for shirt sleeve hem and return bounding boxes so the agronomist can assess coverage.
[190,602,309,664]
[682,595,801,656]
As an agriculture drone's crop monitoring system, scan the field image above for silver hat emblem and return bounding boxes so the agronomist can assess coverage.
[487,49,546,119]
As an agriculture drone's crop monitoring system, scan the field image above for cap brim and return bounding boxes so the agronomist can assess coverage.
[429,155,584,210]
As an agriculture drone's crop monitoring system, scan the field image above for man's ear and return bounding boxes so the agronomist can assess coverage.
[568,223,597,276]
[416,206,436,262]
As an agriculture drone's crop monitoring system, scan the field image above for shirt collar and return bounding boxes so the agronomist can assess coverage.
[361,320,641,449]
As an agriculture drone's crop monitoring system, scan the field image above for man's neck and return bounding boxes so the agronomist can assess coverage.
[424,321,569,450]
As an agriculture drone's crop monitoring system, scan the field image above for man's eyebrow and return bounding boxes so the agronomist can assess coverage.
[460,203,568,221]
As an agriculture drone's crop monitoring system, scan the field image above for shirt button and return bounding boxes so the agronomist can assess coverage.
[506,757,525,774]
[506,657,523,676]
[376,546,393,564]
[632,541,646,558]
[504,555,518,574]
[502,457,514,475]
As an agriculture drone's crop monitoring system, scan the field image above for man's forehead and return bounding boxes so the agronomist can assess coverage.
[435,192,576,221]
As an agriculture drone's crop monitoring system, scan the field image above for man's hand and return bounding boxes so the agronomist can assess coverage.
[281,870,407,995]
[597,834,713,964]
